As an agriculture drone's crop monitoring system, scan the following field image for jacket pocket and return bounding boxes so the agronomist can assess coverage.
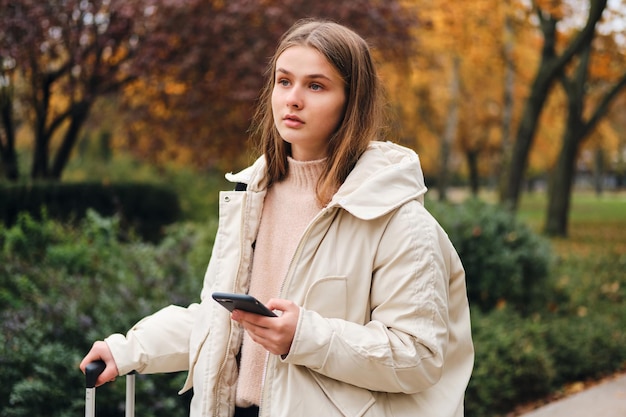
[303,276,348,319]
[310,370,375,417]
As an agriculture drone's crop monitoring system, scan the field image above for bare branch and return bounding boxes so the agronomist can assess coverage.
[585,72,626,135]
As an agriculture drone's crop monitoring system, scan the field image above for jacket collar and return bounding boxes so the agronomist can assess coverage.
[225,141,427,220]
[225,156,267,191]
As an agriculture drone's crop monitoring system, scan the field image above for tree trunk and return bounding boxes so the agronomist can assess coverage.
[544,37,626,237]
[546,71,626,236]
[0,86,19,181]
[466,150,480,197]
[545,40,589,238]
[500,0,608,212]
[502,78,551,210]
[593,147,604,196]
[545,128,581,236]
[438,55,460,202]
[51,101,91,179]
[31,74,52,179]
[501,9,559,211]
[498,8,515,196]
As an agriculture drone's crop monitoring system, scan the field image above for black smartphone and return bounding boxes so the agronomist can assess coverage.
[211,292,277,317]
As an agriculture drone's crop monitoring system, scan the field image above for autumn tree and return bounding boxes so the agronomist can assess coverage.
[453,1,513,196]
[382,0,468,199]
[0,0,417,180]
[386,0,526,199]
[545,28,626,236]
[0,0,175,180]
[499,0,609,211]
[117,0,417,171]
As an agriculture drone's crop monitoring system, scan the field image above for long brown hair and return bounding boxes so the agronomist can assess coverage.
[251,19,384,206]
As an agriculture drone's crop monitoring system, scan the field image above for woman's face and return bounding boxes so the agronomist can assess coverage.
[271,45,347,161]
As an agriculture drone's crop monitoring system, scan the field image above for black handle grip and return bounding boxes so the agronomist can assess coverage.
[85,360,106,388]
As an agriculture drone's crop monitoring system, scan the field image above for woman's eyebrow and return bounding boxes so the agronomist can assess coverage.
[276,67,333,81]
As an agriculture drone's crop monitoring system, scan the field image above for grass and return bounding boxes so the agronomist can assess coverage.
[439,186,626,257]
[513,190,626,412]
[516,189,626,310]
[518,190,626,257]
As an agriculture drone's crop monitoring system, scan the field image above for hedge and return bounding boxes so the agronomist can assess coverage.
[0,182,180,242]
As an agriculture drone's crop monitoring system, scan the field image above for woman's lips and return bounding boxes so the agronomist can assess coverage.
[283,114,304,128]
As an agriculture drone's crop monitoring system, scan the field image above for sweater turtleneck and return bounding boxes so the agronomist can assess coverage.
[235,157,326,407]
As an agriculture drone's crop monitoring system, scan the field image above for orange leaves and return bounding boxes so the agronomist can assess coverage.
[589,34,626,81]
[110,0,420,171]
[534,0,568,20]
[389,0,626,186]
[388,0,519,178]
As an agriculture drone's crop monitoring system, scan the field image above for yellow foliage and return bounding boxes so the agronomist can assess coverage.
[387,0,515,177]
[386,0,626,182]
[109,0,626,178]
[164,81,187,95]
[535,0,568,20]
[101,44,130,67]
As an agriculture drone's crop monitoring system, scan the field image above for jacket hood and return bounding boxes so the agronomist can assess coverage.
[331,141,427,220]
[226,141,427,220]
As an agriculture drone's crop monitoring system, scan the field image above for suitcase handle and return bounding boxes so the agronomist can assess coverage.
[85,360,136,417]
[85,360,106,388]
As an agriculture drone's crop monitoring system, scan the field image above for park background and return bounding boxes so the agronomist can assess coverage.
[1,0,625,416]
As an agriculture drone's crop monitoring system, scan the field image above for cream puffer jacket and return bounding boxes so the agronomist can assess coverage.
[105,141,474,417]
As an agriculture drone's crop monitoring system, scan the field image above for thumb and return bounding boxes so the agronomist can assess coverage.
[266,298,299,315]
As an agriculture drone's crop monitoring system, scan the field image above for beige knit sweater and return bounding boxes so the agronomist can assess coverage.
[235,157,325,407]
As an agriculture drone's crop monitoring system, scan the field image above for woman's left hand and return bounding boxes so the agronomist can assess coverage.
[231,298,299,356]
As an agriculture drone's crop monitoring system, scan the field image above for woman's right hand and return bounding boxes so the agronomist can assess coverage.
[79,341,120,387]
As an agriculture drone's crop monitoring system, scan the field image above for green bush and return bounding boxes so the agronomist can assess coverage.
[428,198,554,314]
[2,202,624,417]
[0,182,181,242]
[62,151,231,222]
[466,308,555,417]
[544,312,626,387]
[0,211,213,417]
[465,301,626,417]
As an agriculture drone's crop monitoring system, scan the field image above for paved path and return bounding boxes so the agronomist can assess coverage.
[517,373,626,417]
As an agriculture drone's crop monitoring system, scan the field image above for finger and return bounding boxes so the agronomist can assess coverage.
[80,341,109,372]
[232,310,272,328]
[96,367,118,387]
[79,351,101,373]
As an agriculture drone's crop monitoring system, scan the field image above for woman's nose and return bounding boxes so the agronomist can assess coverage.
[286,87,303,109]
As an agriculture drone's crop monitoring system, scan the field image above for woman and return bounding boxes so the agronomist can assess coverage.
[80,18,474,417]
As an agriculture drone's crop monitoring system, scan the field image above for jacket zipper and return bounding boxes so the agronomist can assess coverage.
[259,204,337,416]
[211,190,249,417]
[280,204,336,297]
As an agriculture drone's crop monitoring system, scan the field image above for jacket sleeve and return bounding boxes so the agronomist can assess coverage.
[284,203,460,394]
[105,303,200,376]
[104,177,262,378]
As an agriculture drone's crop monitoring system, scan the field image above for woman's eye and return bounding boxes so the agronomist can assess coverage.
[310,83,323,91]
[277,79,290,87]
